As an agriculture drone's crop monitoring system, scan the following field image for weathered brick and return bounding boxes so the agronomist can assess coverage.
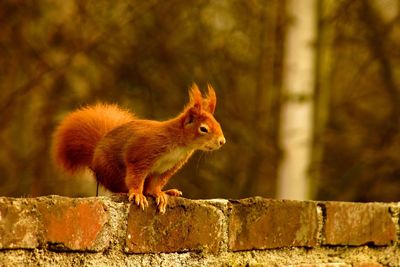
[353,262,384,267]
[323,202,396,246]
[125,197,223,254]
[228,197,318,251]
[37,196,110,251]
[287,264,349,267]
[0,198,40,249]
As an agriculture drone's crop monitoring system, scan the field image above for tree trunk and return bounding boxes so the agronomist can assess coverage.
[277,0,317,200]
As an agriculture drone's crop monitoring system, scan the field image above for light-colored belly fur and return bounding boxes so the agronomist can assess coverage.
[151,147,190,174]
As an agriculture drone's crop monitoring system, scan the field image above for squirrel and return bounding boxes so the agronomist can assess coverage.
[52,84,225,213]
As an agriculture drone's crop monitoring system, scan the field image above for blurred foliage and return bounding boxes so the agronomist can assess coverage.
[0,0,283,199]
[0,0,399,201]
[315,0,400,201]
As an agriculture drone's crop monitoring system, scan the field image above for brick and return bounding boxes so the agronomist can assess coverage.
[37,196,110,251]
[287,264,349,267]
[0,198,40,249]
[228,197,318,251]
[323,202,396,246]
[353,263,384,267]
[125,197,223,254]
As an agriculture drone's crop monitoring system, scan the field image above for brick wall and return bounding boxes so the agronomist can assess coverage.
[0,196,399,266]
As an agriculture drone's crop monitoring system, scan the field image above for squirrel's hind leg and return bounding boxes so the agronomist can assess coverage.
[163,189,182,197]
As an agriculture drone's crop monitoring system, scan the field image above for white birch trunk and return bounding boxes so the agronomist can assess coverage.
[277,0,317,200]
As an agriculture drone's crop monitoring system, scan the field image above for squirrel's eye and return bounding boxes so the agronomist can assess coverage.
[199,125,209,134]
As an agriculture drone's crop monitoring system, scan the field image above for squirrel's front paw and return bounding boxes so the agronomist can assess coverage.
[128,189,148,210]
[154,189,182,214]
[155,192,168,214]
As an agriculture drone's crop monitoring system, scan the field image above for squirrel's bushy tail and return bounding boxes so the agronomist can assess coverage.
[52,103,134,174]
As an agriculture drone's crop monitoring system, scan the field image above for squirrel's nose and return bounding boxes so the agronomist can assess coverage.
[218,136,226,147]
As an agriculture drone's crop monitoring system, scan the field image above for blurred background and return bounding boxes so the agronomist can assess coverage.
[1,0,399,202]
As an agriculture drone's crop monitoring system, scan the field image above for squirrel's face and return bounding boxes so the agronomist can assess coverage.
[182,84,225,151]
[184,112,225,151]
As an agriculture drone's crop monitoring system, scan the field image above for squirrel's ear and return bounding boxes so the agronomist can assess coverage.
[204,84,217,114]
[189,83,203,112]
[182,107,197,126]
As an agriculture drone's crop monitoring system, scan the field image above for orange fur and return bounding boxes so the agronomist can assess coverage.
[52,84,225,213]
[52,103,134,174]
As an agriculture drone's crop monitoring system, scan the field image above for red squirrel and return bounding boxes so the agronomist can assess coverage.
[52,84,225,213]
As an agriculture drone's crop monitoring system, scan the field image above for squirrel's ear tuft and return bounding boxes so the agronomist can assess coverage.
[204,84,217,114]
[189,83,203,112]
